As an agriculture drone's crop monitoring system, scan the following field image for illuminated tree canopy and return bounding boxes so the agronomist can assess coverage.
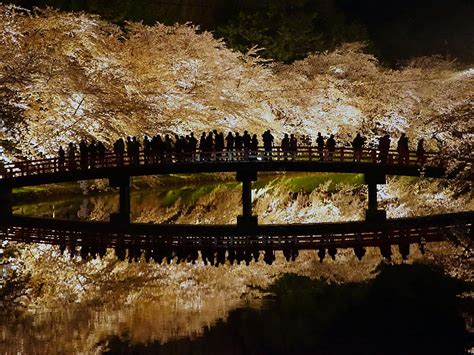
[0,4,472,161]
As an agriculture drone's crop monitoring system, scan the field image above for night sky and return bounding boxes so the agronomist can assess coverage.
[8,0,474,64]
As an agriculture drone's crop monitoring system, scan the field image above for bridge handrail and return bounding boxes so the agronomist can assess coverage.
[0,145,470,180]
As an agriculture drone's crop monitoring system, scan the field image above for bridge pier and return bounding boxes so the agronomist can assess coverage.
[236,170,258,227]
[364,173,387,222]
[0,186,12,219]
[109,176,131,224]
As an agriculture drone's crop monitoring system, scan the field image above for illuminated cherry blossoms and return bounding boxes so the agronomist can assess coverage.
[0,4,472,161]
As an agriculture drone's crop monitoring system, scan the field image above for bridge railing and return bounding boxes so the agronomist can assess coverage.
[0,146,443,180]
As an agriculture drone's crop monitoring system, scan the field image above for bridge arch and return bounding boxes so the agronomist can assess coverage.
[0,146,472,226]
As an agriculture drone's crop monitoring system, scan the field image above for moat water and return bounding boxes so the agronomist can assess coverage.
[1,175,472,354]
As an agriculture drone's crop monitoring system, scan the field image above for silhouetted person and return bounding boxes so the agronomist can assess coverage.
[163,134,172,162]
[226,132,234,160]
[183,135,192,161]
[397,133,409,165]
[67,143,76,171]
[199,132,206,161]
[326,134,336,161]
[416,138,426,165]
[126,136,133,165]
[206,132,214,161]
[189,133,198,161]
[262,130,274,160]
[96,141,106,167]
[143,136,151,165]
[89,140,97,168]
[378,134,391,163]
[250,134,258,159]
[131,136,141,165]
[113,138,125,166]
[79,139,88,169]
[173,134,181,161]
[57,146,65,171]
[215,131,225,161]
[234,132,243,160]
[352,133,366,162]
[153,135,163,163]
[316,132,324,161]
[281,134,290,160]
[242,130,251,160]
[289,134,298,160]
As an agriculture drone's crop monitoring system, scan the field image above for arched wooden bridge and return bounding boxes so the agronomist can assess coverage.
[0,146,472,262]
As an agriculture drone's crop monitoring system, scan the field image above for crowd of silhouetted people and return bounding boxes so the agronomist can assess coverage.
[56,130,427,171]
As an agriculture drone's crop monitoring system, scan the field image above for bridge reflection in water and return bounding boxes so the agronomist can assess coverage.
[0,146,472,264]
[1,212,471,265]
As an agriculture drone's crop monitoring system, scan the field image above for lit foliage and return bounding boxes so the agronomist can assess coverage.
[0,6,472,352]
[0,5,472,160]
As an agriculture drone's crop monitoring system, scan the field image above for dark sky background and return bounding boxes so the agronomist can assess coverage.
[9,0,474,64]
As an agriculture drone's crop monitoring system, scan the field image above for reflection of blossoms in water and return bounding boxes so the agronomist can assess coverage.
[1,175,472,353]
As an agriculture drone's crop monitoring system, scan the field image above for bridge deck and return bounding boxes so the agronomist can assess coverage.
[1,146,472,188]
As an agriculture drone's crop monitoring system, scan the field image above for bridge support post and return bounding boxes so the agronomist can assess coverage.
[364,173,386,222]
[236,170,258,227]
[109,176,131,224]
[0,186,12,219]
